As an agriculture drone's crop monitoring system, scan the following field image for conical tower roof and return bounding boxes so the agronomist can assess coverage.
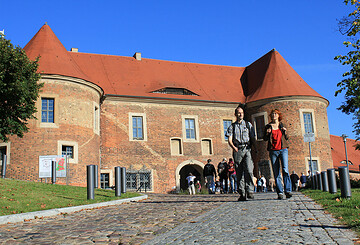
[24,24,90,81]
[244,49,325,103]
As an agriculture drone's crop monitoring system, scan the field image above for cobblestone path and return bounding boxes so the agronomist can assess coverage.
[0,192,358,244]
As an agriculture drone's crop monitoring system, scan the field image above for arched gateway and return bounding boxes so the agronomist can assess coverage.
[175,160,205,191]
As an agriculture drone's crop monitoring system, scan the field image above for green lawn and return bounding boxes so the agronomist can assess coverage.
[302,188,360,235]
[0,178,140,216]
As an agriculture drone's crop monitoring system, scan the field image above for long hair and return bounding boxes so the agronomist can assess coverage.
[270,109,283,121]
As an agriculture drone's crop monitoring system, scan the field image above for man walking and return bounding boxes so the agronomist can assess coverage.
[217,158,229,193]
[226,105,256,201]
[203,159,216,194]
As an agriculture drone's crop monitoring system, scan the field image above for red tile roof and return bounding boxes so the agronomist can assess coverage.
[23,24,327,104]
[330,135,360,172]
[244,49,324,103]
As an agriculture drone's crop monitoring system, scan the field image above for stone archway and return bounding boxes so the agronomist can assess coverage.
[175,160,204,191]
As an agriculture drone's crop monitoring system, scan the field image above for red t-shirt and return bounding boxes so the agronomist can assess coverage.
[271,129,282,150]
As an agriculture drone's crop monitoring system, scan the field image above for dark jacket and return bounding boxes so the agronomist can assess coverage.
[263,122,289,151]
[203,163,217,177]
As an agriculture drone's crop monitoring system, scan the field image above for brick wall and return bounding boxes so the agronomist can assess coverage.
[5,76,102,186]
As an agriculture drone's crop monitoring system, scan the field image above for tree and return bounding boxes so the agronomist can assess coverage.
[0,36,43,142]
[335,0,360,148]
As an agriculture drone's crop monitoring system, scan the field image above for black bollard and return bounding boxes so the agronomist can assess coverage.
[317,173,323,190]
[120,167,127,193]
[321,171,329,192]
[52,161,56,184]
[339,166,352,199]
[93,165,98,189]
[115,167,121,197]
[87,165,95,200]
[327,168,337,194]
[312,174,317,189]
[1,154,7,179]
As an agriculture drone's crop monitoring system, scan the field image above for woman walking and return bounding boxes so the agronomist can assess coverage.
[264,109,292,200]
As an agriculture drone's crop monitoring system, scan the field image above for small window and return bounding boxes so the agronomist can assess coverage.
[223,120,232,141]
[201,139,213,155]
[254,115,265,140]
[171,138,183,155]
[185,118,196,139]
[41,98,54,123]
[62,146,74,159]
[126,170,152,191]
[308,160,318,172]
[132,116,144,140]
[58,141,78,164]
[94,105,100,133]
[0,146,6,166]
[340,160,353,165]
[100,173,110,189]
[303,112,314,134]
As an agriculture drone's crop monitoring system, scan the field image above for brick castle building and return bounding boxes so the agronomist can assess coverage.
[0,24,333,192]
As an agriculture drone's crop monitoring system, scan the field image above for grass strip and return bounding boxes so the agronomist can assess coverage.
[0,178,140,216]
[302,188,360,235]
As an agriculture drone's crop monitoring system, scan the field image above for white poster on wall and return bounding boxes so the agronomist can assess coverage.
[39,155,67,178]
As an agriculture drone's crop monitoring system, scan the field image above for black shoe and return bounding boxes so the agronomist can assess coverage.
[285,192,292,198]
[277,193,284,200]
[247,193,254,199]
[238,195,246,201]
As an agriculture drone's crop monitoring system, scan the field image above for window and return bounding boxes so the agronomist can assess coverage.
[182,115,199,142]
[62,146,74,159]
[100,173,110,189]
[201,139,213,155]
[126,170,152,191]
[58,141,78,164]
[41,98,54,123]
[254,115,265,140]
[170,138,183,155]
[223,120,232,141]
[251,112,268,141]
[308,160,318,172]
[303,112,314,134]
[185,119,196,139]
[129,113,147,141]
[0,146,6,166]
[0,143,10,165]
[94,104,100,134]
[340,160,353,165]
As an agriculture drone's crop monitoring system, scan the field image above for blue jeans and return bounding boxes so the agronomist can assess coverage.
[205,175,215,193]
[269,148,292,194]
[229,173,237,193]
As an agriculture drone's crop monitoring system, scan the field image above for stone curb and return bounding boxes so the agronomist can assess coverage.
[0,194,148,225]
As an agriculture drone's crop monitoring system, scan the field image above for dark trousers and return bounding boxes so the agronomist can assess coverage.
[219,174,228,193]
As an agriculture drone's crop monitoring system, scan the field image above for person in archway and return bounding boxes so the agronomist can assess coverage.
[203,159,216,194]
[264,109,292,200]
[226,104,256,201]
[186,173,196,195]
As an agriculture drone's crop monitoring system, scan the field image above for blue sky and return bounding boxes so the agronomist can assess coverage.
[1,1,357,139]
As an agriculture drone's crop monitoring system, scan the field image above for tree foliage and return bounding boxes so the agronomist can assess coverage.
[0,37,43,142]
[335,0,360,147]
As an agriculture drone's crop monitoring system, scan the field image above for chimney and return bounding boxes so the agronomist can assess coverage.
[71,48,78,52]
[133,52,141,61]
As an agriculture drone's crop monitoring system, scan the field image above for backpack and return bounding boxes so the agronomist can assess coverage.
[218,162,226,175]
[203,164,214,176]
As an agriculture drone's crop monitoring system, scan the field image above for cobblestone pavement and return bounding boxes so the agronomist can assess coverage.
[146,192,359,245]
[0,192,358,244]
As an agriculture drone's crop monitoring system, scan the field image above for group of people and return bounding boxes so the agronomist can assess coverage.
[201,158,237,194]
[195,104,292,201]
[187,105,300,201]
